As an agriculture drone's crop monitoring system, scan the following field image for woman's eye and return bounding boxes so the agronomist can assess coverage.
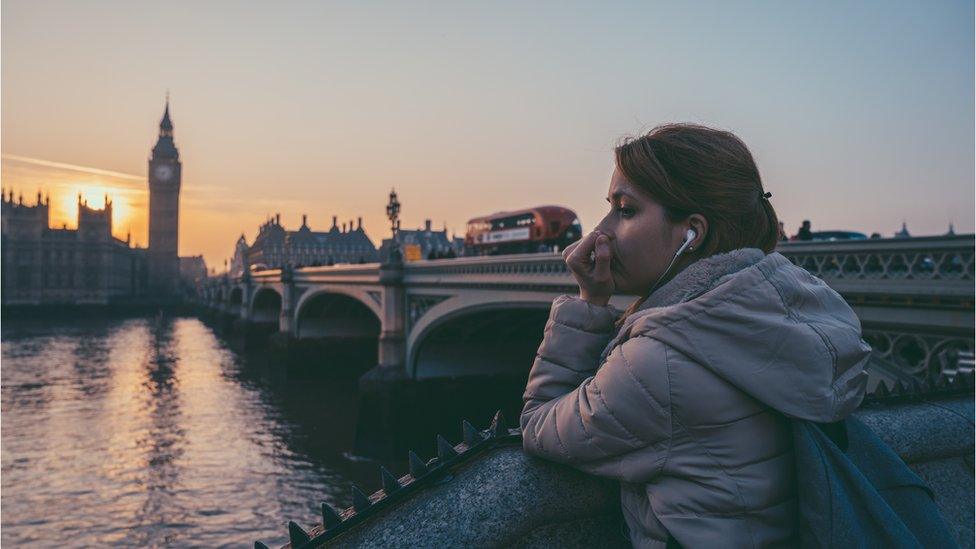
[616,206,635,218]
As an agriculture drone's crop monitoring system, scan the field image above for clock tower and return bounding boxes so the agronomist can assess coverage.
[148,96,182,295]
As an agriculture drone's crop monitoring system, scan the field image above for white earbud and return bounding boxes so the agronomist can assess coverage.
[674,228,697,256]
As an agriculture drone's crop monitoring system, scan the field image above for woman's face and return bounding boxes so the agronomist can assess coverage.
[594,168,703,296]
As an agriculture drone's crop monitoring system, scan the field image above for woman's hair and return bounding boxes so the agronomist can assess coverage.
[613,123,780,327]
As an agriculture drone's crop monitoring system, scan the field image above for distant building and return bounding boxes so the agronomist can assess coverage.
[379,219,464,261]
[894,222,911,239]
[1,191,148,305]
[243,214,378,270]
[179,255,208,288]
[229,234,250,277]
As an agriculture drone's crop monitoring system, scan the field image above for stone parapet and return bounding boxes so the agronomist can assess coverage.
[261,397,974,548]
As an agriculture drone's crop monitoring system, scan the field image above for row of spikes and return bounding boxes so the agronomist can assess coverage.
[256,410,512,549]
[866,370,974,401]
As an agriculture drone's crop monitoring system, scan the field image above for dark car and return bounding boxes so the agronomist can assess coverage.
[809,231,868,241]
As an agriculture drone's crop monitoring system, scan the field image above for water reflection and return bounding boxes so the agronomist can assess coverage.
[1,316,386,548]
[131,320,189,546]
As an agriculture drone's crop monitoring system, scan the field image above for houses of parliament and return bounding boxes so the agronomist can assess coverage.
[1,100,203,306]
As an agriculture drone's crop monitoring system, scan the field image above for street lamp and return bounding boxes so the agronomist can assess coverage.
[386,188,401,235]
[386,188,402,262]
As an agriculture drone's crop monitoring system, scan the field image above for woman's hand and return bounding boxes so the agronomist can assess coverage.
[562,230,615,306]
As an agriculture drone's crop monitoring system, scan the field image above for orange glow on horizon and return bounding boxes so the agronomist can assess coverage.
[51,184,145,243]
[3,156,148,246]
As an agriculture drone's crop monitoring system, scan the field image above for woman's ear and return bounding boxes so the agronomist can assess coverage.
[688,214,708,250]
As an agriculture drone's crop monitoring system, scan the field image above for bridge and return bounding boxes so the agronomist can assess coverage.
[202,235,974,382]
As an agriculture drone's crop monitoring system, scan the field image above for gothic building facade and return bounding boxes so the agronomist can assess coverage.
[1,99,193,306]
[235,214,379,272]
[1,192,148,305]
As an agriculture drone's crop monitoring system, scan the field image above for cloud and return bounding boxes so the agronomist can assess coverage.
[1,154,145,181]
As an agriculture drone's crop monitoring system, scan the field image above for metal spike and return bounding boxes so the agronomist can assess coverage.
[321,502,342,529]
[408,450,427,477]
[901,379,914,393]
[255,542,270,549]
[874,381,890,398]
[488,410,507,437]
[437,434,459,459]
[909,378,924,396]
[462,419,484,446]
[288,521,311,547]
[380,466,401,494]
[935,374,950,390]
[953,372,969,389]
[352,485,372,512]
[891,380,906,396]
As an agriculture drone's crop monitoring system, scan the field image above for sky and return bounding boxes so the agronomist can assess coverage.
[2,0,973,270]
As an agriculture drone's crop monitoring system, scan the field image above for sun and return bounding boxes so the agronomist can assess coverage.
[52,183,137,240]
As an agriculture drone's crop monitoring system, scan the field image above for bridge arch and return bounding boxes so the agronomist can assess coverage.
[408,299,552,379]
[251,287,282,325]
[228,287,243,307]
[294,288,381,340]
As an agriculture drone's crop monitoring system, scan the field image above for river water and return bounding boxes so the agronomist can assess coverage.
[1,315,412,548]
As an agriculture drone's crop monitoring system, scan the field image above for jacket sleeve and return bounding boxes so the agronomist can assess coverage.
[520,295,671,483]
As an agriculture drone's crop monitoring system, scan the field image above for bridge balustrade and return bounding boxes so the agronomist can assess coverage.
[401,235,973,293]
[210,235,973,294]
[776,236,973,304]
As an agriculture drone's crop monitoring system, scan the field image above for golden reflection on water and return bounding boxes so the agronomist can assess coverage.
[1,317,363,548]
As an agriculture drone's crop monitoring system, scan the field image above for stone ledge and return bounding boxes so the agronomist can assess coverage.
[854,397,973,462]
[278,397,974,548]
[327,447,623,548]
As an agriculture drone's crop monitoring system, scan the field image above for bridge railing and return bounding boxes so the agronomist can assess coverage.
[402,252,575,291]
[775,235,973,298]
[400,235,974,296]
[248,269,282,282]
[245,264,383,284]
[292,263,381,284]
[218,235,974,299]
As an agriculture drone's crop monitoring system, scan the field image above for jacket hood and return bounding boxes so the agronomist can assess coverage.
[601,248,870,422]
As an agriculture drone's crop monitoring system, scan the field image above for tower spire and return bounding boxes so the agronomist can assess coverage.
[152,94,179,160]
[159,93,173,134]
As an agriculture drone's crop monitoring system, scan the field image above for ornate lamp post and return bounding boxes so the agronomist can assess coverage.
[386,188,402,262]
[377,188,406,374]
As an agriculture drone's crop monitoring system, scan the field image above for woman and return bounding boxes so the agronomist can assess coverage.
[520,124,871,548]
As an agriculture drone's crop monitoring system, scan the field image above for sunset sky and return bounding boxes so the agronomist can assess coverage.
[2,1,973,270]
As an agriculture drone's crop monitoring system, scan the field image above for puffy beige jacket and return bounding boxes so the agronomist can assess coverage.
[521,249,870,548]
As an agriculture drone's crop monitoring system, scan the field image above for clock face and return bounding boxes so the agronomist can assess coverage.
[154,164,174,181]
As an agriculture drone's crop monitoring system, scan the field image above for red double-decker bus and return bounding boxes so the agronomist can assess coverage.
[464,205,582,255]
